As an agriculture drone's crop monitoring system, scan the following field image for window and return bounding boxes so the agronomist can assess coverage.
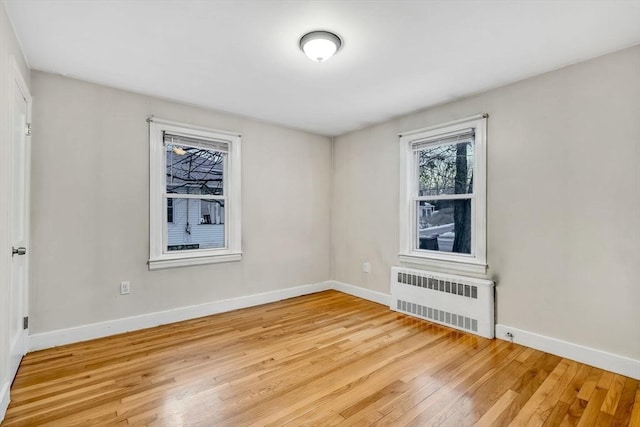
[149,118,241,269]
[399,114,487,274]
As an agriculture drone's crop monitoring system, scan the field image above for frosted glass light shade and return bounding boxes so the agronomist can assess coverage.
[300,31,342,62]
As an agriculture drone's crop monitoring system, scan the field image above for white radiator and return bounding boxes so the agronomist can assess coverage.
[390,266,495,338]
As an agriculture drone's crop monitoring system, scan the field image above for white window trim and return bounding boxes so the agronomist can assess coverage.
[399,114,487,275]
[148,117,242,270]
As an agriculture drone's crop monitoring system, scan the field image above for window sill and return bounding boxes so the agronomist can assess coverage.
[148,252,242,270]
[398,253,487,275]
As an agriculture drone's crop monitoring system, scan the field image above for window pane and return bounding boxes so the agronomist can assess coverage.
[417,141,474,196]
[166,143,225,196]
[416,199,471,254]
[166,198,225,251]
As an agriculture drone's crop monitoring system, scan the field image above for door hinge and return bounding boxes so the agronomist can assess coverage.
[25,123,32,136]
[23,316,28,329]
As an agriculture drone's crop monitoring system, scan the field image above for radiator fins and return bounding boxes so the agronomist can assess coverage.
[397,272,478,299]
[396,299,478,332]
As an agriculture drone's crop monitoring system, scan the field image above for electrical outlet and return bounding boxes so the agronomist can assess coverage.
[120,281,131,295]
[362,262,371,273]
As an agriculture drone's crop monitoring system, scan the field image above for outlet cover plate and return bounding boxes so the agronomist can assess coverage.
[120,281,131,295]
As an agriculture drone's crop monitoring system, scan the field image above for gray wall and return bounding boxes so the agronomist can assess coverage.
[332,46,640,360]
[29,71,332,333]
[0,0,30,409]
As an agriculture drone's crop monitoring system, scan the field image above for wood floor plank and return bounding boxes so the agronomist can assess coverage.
[455,349,555,426]
[576,387,608,427]
[421,345,529,426]
[577,367,604,401]
[628,388,640,427]
[559,366,605,427]
[559,364,592,405]
[2,290,638,427]
[535,361,581,423]
[611,378,639,426]
[347,338,502,424]
[542,400,571,427]
[473,389,519,427]
[373,341,519,426]
[501,358,571,426]
[601,374,627,416]
[278,333,486,427]
[482,352,560,427]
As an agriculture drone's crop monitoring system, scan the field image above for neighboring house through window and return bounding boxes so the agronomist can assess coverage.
[399,114,487,274]
[200,199,224,225]
[148,118,242,269]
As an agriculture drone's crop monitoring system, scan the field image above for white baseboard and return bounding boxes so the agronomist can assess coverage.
[26,283,639,381]
[495,324,640,380]
[329,280,391,306]
[29,281,389,351]
[0,381,10,424]
[29,282,332,351]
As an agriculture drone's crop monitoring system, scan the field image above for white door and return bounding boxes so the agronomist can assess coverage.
[8,61,31,382]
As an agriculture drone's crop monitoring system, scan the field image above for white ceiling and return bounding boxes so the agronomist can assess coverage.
[5,0,640,136]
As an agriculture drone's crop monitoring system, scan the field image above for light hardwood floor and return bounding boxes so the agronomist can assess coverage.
[2,291,639,426]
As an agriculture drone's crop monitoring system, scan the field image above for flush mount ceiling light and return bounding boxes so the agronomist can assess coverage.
[299,30,342,63]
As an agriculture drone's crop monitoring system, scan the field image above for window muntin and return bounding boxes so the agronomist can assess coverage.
[149,118,241,269]
[399,115,487,274]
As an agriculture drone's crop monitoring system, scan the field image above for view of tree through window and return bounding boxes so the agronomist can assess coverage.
[165,139,226,251]
[415,139,474,254]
